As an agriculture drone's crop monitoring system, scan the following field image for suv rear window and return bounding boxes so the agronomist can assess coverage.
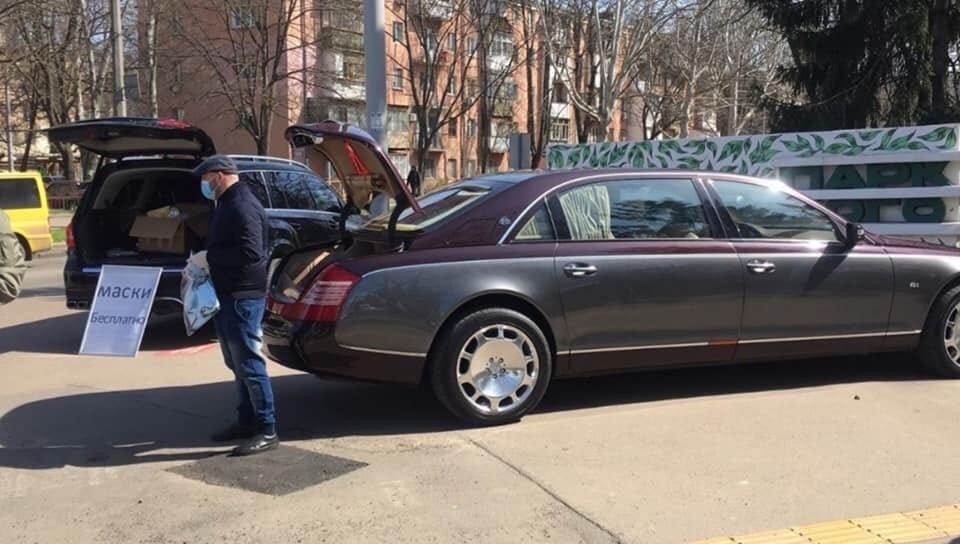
[364,186,492,231]
[0,179,41,209]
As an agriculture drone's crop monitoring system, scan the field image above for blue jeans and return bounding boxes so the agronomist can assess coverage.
[213,296,276,435]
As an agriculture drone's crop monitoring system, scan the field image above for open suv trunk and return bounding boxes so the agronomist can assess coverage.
[51,118,215,312]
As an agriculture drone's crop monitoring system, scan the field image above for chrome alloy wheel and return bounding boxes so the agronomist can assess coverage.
[945,302,960,364]
[456,324,540,416]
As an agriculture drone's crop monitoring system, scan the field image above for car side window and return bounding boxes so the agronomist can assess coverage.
[302,173,341,212]
[262,171,287,208]
[556,179,710,241]
[239,171,270,207]
[514,203,555,242]
[711,180,839,242]
[272,171,314,210]
[0,179,41,209]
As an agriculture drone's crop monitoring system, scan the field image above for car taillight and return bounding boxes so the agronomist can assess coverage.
[66,221,76,249]
[271,264,359,322]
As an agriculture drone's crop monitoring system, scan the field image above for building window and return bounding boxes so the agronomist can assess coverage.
[466,159,477,177]
[447,34,457,52]
[344,57,364,81]
[386,108,410,133]
[447,75,457,95]
[393,68,404,90]
[230,3,255,29]
[174,108,185,121]
[487,157,500,173]
[446,159,457,179]
[467,37,477,55]
[422,158,436,179]
[490,33,513,58]
[448,118,458,136]
[320,9,331,27]
[467,119,477,137]
[550,117,569,143]
[393,21,404,42]
[552,81,568,103]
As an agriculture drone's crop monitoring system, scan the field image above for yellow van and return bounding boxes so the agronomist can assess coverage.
[0,171,52,260]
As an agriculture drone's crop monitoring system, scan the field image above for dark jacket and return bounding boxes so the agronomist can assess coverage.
[407,168,421,189]
[0,209,26,304]
[206,183,268,299]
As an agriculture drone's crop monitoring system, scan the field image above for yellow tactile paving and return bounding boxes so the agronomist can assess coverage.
[793,520,886,544]
[691,503,960,544]
[734,529,810,544]
[905,504,960,534]
[852,512,947,541]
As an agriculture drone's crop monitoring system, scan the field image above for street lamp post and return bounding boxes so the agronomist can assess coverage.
[363,0,387,151]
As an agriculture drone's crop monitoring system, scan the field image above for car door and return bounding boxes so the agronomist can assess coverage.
[705,177,895,361]
[551,176,744,375]
[263,169,340,248]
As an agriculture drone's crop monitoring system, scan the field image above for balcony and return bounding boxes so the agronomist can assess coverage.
[491,97,513,118]
[329,80,366,101]
[415,0,454,20]
[320,29,364,53]
[387,129,410,149]
[489,136,509,153]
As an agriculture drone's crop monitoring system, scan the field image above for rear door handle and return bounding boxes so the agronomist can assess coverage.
[563,263,598,278]
[746,259,776,274]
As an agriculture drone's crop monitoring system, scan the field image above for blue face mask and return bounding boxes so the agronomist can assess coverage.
[200,179,216,200]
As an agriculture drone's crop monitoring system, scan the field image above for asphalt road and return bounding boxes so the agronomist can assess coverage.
[1,254,959,543]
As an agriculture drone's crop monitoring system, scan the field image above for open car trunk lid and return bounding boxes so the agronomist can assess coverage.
[285,121,421,228]
[48,117,216,158]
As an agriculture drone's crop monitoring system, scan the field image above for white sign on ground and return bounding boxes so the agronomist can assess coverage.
[79,265,162,357]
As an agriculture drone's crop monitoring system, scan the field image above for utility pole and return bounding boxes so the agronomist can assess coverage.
[363,0,387,150]
[112,0,127,116]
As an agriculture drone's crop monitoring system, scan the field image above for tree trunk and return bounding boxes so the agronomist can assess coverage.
[18,101,38,172]
[146,3,159,117]
[727,75,739,136]
[930,0,949,119]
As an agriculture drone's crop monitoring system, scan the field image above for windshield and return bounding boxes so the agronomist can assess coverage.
[362,186,492,231]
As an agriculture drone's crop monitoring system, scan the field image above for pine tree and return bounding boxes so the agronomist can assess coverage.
[747,0,960,131]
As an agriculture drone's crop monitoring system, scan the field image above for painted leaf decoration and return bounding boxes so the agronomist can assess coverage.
[941,130,958,150]
[919,126,952,142]
[839,133,857,146]
[783,139,805,153]
[889,134,913,150]
[880,128,896,149]
[812,134,825,150]
[859,130,882,142]
[843,146,867,156]
[826,143,849,154]
[907,141,928,151]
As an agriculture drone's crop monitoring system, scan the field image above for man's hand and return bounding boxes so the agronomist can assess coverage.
[187,250,209,271]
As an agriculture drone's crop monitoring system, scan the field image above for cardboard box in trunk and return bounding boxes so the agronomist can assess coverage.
[129,203,210,255]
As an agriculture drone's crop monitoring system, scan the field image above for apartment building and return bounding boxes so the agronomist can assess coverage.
[151,0,625,181]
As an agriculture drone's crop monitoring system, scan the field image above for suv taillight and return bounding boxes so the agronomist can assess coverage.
[271,264,359,322]
[66,221,76,249]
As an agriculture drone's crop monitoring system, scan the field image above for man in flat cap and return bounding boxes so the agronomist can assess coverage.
[189,155,278,456]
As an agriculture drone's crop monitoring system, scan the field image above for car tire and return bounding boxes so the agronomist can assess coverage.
[16,235,32,261]
[919,285,960,378]
[429,308,552,426]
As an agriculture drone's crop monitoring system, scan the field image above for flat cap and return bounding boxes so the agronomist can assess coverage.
[191,155,239,177]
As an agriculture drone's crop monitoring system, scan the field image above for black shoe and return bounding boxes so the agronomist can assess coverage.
[210,423,256,443]
[231,433,279,456]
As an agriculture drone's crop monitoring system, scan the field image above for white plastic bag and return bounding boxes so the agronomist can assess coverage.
[181,261,220,336]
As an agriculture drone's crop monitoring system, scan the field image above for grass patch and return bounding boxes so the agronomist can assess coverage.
[50,227,66,244]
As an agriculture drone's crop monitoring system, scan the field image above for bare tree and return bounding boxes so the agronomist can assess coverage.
[6,0,86,177]
[539,0,680,143]
[167,0,329,154]
[389,0,524,176]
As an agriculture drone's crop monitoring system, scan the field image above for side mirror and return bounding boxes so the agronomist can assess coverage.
[844,222,865,248]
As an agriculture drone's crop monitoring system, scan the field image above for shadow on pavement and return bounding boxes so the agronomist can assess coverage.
[0,351,930,470]
[0,312,216,355]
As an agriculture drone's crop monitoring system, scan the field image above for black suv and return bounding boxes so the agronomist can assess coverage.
[50,118,343,315]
